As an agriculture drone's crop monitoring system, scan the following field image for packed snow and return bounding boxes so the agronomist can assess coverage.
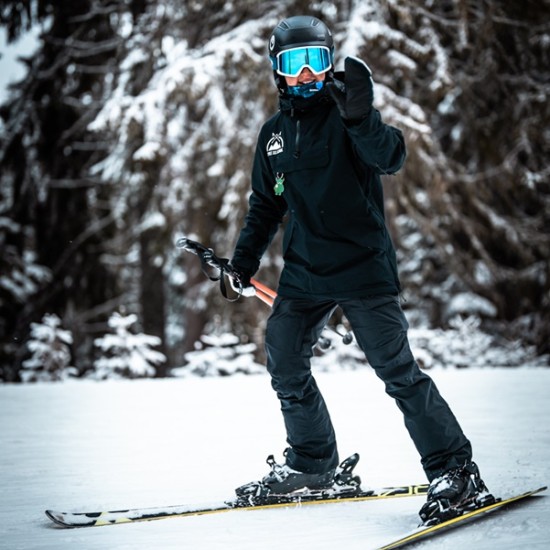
[1,367,548,549]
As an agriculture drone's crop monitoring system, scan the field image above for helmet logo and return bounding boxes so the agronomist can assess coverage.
[269,35,276,52]
[266,132,284,156]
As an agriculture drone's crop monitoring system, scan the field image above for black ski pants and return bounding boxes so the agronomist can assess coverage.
[265,294,473,482]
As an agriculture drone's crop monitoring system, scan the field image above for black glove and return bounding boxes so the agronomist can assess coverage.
[228,264,256,298]
[327,56,374,121]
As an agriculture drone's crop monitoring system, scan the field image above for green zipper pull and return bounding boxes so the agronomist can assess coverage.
[274,173,285,196]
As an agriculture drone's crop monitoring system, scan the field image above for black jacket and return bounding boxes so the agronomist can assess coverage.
[232,85,406,298]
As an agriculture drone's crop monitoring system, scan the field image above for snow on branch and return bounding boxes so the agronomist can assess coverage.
[92,312,166,379]
[21,314,75,382]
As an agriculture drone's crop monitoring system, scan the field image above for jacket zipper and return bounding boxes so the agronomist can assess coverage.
[294,117,301,158]
[290,105,301,158]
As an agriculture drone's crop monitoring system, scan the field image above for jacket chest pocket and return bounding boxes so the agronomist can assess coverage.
[269,146,330,173]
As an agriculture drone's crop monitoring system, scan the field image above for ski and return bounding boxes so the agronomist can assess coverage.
[45,483,428,528]
[376,485,547,550]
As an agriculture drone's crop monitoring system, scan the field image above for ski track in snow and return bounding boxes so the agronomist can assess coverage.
[1,368,549,549]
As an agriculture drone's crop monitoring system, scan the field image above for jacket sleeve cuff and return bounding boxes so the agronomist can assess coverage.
[229,255,258,279]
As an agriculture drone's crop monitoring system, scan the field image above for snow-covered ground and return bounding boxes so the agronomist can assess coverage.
[1,367,549,549]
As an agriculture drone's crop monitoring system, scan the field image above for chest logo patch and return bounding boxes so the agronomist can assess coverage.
[266,132,284,156]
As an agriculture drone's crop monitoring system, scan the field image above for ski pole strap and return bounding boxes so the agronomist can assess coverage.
[176,237,245,302]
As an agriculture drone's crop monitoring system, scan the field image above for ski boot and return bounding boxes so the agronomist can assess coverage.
[419,461,495,525]
[235,452,362,504]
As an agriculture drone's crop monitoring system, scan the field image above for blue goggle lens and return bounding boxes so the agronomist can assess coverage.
[275,47,332,77]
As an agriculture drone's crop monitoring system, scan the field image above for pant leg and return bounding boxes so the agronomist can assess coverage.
[265,296,339,474]
[341,295,472,481]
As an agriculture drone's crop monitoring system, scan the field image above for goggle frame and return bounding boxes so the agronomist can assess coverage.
[273,46,333,77]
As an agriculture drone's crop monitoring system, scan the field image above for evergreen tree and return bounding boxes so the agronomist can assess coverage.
[1,0,548,381]
[180,332,264,377]
[0,0,145,379]
[92,311,166,379]
[21,313,75,382]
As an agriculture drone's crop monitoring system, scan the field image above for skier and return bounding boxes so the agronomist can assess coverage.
[229,14,489,523]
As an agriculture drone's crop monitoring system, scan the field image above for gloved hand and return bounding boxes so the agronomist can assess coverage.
[229,266,256,298]
[327,56,374,121]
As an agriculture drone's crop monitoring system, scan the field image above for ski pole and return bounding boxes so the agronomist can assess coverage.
[176,237,353,347]
[249,279,330,349]
[250,278,276,307]
[250,279,274,307]
[249,278,352,349]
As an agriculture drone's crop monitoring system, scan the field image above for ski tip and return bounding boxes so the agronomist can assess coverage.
[45,509,68,527]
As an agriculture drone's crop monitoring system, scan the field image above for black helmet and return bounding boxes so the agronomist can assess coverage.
[268,15,334,94]
[268,15,334,59]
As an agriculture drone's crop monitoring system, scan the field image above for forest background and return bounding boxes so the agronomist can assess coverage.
[1,0,548,382]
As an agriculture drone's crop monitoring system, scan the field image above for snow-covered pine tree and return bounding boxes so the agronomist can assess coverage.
[2,0,548,379]
[0,0,130,380]
[21,314,75,382]
[178,332,264,377]
[92,312,166,379]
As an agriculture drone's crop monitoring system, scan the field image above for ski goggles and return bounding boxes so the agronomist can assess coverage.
[273,46,332,77]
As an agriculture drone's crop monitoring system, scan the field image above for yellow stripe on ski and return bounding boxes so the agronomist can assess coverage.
[378,486,547,550]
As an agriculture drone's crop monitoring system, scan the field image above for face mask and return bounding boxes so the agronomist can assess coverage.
[287,81,324,98]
